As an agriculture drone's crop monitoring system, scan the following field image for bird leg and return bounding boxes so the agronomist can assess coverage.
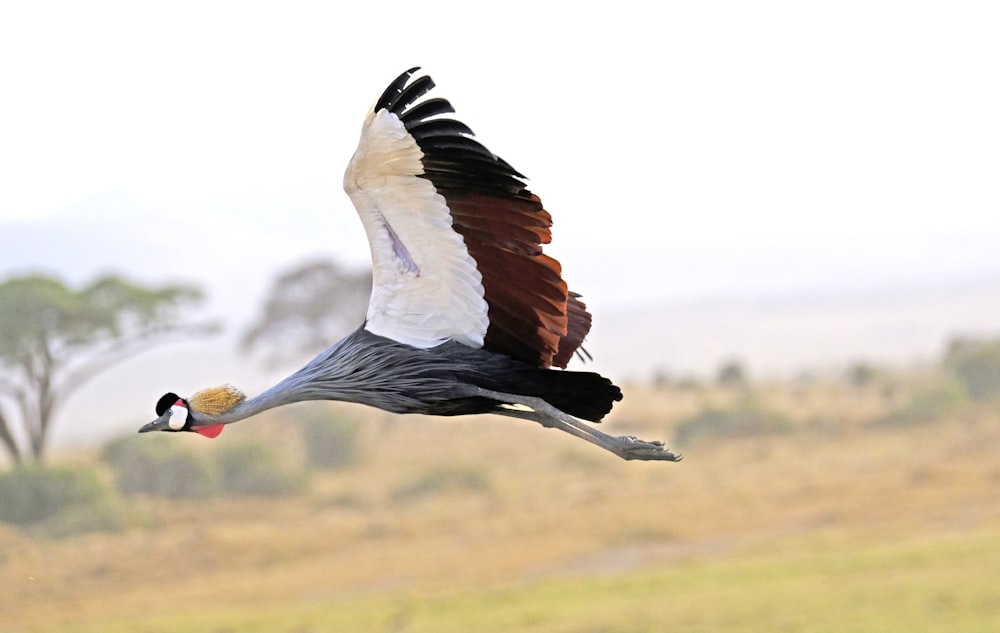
[469,387,682,462]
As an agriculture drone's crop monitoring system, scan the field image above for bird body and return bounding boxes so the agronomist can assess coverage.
[174,329,620,423]
[141,68,680,462]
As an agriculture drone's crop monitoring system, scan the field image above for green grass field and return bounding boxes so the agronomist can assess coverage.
[2,382,999,632]
[14,530,1000,633]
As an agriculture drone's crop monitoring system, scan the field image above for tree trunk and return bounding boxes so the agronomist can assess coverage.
[30,385,54,462]
[0,407,23,466]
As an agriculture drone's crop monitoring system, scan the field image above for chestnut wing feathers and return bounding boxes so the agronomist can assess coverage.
[374,67,591,368]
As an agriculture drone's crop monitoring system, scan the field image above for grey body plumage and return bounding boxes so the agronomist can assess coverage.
[277,328,619,417]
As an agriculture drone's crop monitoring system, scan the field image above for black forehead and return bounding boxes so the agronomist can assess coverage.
[155,392,181,416]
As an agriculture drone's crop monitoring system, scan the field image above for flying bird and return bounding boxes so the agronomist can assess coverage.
[140,67,680,462]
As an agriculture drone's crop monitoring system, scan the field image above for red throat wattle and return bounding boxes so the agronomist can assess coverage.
[194,424,225,439]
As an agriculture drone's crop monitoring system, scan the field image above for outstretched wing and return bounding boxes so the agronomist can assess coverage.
[344,67,590,369]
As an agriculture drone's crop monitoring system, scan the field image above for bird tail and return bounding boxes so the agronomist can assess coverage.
[534,369,623,422]
[487,367,622,423]
[407,336,624,422]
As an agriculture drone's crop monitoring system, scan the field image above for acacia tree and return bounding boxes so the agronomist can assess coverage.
[0,274,213,465]
[241,259,371,366]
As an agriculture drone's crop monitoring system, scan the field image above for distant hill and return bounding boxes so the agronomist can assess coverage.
[590,277,1000,381]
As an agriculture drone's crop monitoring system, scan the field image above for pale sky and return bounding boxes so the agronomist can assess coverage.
[1,0,999,305]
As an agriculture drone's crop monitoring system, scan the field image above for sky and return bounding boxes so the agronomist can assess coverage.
[1,1,999,444]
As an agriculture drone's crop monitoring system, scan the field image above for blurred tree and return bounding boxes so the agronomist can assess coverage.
[846,361,880,387]
[0,274,213,465]
[715,359,749,388]
[241,259,371,366]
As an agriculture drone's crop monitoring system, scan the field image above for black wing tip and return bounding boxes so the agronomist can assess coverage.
[373,69,464,133]
[371,67,533,211]
[374,66,424,113]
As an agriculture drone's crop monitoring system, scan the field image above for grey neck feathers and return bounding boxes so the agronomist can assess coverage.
[197,328,461,424]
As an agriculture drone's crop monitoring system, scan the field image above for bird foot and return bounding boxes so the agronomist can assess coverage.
[617,435,683,462]
[472,388,683,463]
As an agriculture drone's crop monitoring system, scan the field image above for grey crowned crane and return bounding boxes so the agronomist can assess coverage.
[140,67,680,462]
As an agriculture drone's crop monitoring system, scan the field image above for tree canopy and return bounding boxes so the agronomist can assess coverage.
[0,274,212,464]
[241,259,371,366]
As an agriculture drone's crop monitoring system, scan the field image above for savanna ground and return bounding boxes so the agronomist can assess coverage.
[2,376,999,633]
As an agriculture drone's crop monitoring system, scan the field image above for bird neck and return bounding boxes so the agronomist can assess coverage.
[192,382,301,424]
[193,328,413,425]
[189,335,357,424]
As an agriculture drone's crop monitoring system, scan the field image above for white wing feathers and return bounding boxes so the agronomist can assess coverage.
[344,107,489,349]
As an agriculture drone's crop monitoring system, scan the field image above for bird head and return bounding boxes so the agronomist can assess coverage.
[138,386,245,438]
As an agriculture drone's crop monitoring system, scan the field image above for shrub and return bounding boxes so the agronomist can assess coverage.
[869,382,969,429]
[389,464,492,504]
[214,440,308,497]
[0,464,122,536]
[944,337,1000,402]
[102,434,310,499]
[298,410,364,470]
[674,399,794,446]
[846,361,882,387]
[101,435,218,499]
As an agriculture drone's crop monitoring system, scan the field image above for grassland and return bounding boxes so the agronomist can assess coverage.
[2,380,999,632]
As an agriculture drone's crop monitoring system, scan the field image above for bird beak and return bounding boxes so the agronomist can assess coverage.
[138,412,171,433]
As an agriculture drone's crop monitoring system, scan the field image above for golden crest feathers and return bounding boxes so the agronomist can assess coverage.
[188,385,247,416]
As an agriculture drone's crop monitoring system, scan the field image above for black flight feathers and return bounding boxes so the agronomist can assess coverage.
[374,67,528,194]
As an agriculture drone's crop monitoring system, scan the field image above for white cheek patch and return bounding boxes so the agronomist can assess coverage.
[168,404,188,431]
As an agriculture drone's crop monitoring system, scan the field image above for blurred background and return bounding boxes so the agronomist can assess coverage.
[1,1,998,631]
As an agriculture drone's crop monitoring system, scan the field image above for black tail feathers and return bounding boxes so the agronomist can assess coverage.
[422,337,623,422]
[474,364,622,422]
[530,368,623,422]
